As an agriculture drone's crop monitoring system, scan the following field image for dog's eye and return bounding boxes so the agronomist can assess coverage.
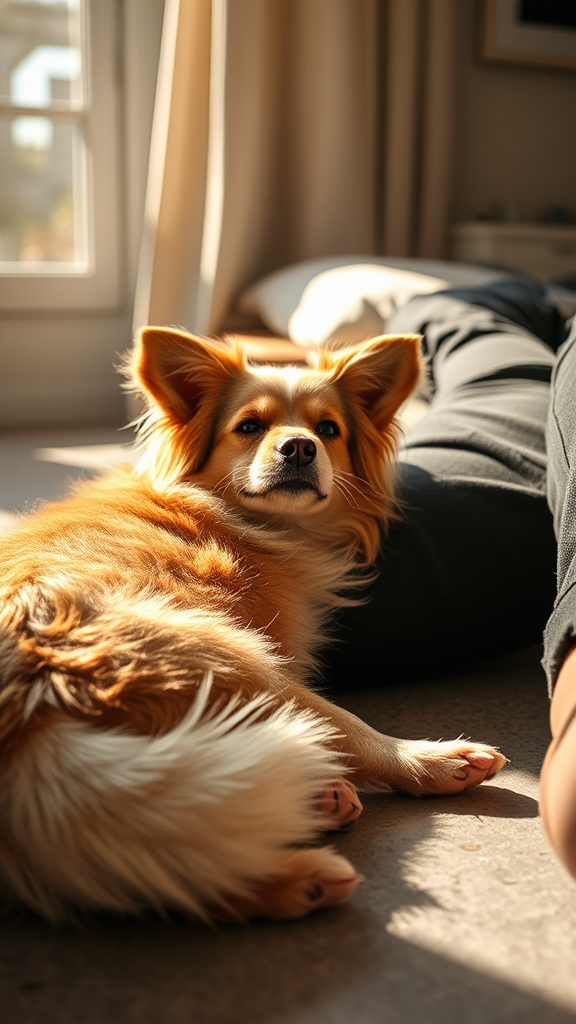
[316,420,340,438]
[236,418,264,435]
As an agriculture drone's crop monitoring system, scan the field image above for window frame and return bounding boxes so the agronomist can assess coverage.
[0,0,123,312]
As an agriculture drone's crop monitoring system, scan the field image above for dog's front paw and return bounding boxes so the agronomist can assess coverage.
[393,739,507,797]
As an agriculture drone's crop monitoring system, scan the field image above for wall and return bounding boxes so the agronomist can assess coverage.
[450,0,576,226]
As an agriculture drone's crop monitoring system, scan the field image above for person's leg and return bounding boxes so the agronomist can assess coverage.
[322,279,564,689]
[538,317,576,878]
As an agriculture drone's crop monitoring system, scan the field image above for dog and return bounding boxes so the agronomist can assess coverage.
[0,327,505,923]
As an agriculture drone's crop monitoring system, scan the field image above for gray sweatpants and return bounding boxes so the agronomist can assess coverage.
[322,279,572,691]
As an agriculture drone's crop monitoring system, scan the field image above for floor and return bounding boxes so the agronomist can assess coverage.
[1,426,576,1024]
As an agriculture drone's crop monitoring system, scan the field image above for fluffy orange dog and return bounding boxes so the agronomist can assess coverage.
[0,328,505,922]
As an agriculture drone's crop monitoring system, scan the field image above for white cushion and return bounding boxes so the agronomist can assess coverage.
[238,256,508,347]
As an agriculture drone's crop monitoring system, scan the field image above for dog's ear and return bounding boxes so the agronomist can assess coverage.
[132,327,245,422]
[319,335,422,430]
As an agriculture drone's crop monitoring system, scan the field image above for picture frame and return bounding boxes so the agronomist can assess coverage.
[481,0,576,71]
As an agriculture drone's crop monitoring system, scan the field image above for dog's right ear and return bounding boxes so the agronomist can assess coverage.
[132,327,245,422]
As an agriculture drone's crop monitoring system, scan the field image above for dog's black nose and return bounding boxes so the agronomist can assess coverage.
[277,436,317,466]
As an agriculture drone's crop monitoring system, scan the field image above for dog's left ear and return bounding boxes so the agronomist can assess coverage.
[319,335,422,430]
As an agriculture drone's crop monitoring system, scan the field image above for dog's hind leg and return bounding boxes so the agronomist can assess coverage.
[0,677,363,922]
[216,846,361,921]
[319,778,363,827]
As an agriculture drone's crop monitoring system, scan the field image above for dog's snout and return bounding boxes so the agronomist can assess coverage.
[276,436,317,466]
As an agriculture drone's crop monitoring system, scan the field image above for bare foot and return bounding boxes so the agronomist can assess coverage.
[319,778,363,827]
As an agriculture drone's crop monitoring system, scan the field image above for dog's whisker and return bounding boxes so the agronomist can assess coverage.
[218,478,235,499]
[212,469,236,492]
[334,473,363,498]
[335,486,359,511]
[333,470,364,500]
[333,476,360,510]
[336,468,383,500]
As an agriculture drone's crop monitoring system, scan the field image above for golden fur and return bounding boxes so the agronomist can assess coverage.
[0,329,505,922]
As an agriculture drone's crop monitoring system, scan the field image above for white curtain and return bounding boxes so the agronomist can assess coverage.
[134,0,458,336]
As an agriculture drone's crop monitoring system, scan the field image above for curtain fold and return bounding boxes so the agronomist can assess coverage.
[134,0,458,336]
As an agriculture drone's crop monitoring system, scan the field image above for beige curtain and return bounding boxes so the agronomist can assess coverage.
[134,0,458,336]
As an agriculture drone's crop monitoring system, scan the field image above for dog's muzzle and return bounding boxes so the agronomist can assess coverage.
[240,434,328,501]
[269,435,324,495]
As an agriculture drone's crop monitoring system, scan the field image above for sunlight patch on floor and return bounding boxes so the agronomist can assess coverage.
[34,444,137,470]
[385,768,576,1013]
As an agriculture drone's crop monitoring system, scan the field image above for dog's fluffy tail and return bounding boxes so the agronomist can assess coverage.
[0,675,345,921]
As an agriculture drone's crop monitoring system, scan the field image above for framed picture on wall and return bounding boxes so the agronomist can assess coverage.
[481,0,576,70]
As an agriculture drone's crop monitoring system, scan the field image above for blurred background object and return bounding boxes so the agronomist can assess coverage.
[0,0,574,431]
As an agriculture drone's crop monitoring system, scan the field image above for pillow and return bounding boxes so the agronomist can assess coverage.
[237,256,509,347]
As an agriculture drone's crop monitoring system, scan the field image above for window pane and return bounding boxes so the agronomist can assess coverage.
[0,0,84,110]
[0,114,87,267]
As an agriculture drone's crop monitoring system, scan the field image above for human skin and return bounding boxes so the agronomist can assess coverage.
[540,643,576,880]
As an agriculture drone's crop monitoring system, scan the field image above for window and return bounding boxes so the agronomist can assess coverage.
[0,0,121,309]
